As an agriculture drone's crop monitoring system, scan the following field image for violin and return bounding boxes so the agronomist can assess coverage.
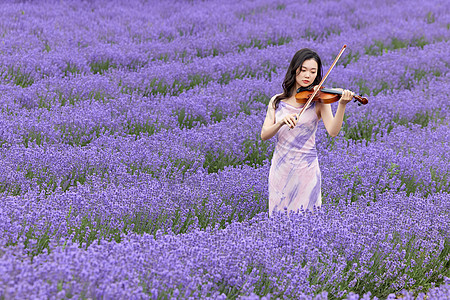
[295,45,369,120]
[295,86,368,106]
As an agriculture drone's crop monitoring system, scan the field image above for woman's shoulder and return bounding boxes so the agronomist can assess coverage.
[273,93,283,99]
[268,93,283,108]
[271,93,283,99]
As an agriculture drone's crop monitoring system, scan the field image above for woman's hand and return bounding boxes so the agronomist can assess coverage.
[280,113,298,129]
[339,89,354,105]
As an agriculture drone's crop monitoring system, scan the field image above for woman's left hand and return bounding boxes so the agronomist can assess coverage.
[339,89,354,105]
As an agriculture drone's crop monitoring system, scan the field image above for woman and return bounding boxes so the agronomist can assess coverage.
[261,48,354,216]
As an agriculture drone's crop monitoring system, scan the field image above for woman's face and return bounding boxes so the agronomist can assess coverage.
[296,58,318,88]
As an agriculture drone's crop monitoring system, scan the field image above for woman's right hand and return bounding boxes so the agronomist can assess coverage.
[280,113,298,129]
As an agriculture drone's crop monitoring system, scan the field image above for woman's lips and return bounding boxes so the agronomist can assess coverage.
[302,80,309,84]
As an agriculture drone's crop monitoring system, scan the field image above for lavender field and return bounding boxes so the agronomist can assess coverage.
[0,0,449,299]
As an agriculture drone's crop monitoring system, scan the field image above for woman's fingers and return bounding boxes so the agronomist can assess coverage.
[285,119,294,128]
[346,89,354,99]
[284,118,290,128]
[340,89,354,103]
[285,114,298,128]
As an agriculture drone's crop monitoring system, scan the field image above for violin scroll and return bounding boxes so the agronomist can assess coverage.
[352,94,368,105]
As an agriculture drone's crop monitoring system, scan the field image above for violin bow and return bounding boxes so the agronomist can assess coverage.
[296,44,347,120]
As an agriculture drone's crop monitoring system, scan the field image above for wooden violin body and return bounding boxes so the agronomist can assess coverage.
[295,87,368,105]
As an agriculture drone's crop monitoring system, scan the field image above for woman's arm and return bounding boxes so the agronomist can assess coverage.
[261,96,299,141]
[261,97,282,141]
[317,89,353,137]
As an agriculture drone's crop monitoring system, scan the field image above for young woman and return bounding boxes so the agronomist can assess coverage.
[261,48,354,216]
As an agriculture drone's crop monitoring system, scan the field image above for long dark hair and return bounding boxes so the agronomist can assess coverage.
[273,48,323,109]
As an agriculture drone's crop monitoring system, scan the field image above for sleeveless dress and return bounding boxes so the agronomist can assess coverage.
[268,100,322,216]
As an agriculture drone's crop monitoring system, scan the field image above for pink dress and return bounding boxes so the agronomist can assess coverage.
[268,100,322,216]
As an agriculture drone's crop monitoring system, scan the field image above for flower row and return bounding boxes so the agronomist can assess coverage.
[1,192,449,299]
